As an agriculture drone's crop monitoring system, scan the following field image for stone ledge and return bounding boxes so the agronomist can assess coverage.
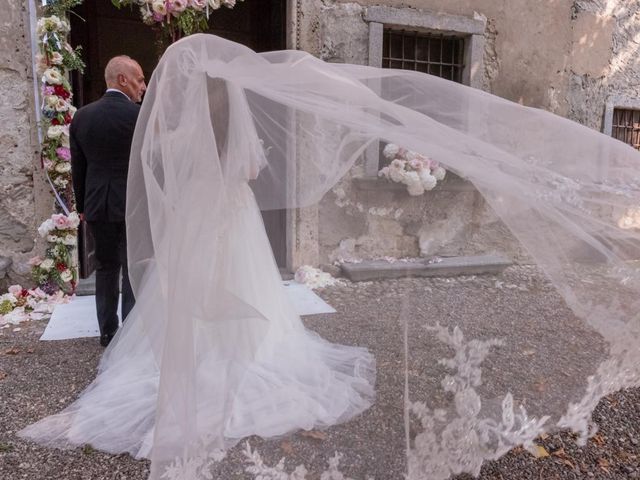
[0,256,12,279]
[341,254,511,282]
[364,6,486,35]
[352,174,476,193]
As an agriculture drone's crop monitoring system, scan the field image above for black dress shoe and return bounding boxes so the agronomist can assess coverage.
[99,333,115,347]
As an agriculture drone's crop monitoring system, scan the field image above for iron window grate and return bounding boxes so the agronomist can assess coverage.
[612,108,640,150]
[382,28,465,82]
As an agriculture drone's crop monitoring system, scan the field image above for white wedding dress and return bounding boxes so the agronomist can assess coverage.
[20,180,375,460]
[21,34,640,480]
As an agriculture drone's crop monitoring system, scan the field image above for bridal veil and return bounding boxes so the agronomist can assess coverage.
[26,33,640,479]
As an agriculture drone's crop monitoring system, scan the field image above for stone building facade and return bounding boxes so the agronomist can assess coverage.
[289,0,640,270]
[1,0,639,286]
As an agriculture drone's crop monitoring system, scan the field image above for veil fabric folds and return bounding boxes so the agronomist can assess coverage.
[21,33,640,479]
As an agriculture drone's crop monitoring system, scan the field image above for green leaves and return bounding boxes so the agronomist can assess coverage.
[43,0,83,18]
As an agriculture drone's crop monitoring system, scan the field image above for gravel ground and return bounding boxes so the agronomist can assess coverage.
[1,266,638,479]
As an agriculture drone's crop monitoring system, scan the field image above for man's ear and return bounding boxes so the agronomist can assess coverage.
[118,73,127,86]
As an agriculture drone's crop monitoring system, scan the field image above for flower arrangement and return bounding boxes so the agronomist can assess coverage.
[112,0,245,44]
[294,265,344,290]
[0,1,86,320]
[378,143,447,196]
[0,284,68,326]
[30,3,85,297]
[31,212,81,294]
[36,10,83,206]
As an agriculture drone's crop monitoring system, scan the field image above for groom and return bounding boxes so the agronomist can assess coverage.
[70,55,146,347]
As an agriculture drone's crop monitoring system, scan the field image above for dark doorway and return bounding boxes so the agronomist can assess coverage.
[70,1,288,277]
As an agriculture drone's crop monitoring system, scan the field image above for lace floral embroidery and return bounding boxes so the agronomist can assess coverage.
[244,443,368,480]
[161,436,226,480]
[407,324,549,479]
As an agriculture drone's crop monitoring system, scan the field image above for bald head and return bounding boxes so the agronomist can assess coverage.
[104,55,146,103]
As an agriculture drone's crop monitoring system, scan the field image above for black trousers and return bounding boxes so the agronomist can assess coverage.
[87,221,135,336]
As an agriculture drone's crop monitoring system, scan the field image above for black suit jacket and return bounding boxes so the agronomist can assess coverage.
[71,91,140,222]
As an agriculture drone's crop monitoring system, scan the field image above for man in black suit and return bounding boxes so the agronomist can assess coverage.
[71,55,146,347]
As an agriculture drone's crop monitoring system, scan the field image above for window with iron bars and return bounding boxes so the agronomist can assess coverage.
[611,108,640,150]
[377,29,466,169]
[382,28,465,82]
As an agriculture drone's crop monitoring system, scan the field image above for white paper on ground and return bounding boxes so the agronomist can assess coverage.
[40,295,122,341]
[282,280,337,315]
[40,281,335,341]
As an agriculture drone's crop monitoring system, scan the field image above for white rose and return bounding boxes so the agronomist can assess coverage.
[405,151,420,162]
[38,218,54,237]
[42,68,63,85]
[390,158,406,170]
[419,170,438,191]
[172,0,188,12]
[40,259,55,271]
[63,234,77,246]
[402,170,421,186]
[47,234,60,243]
[55,162,72,173]
[152,0,167,14]
[55,98,69,112]
[389,166,405,183]
[45,95,59,108]
[222,0,236,7]
[60,270,73,282]
[68,105,77,116]
[432,166,446,181]
[67,212,80,228]
[37,16,62,35]
[53,177,68,187]
[0,293,17,305]
[47,125,65,139]
[208,0,221,9]
[50,52,64,65]
[382,143,400,160]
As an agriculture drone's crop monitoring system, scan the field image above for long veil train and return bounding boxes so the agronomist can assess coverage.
[20,34,640,479]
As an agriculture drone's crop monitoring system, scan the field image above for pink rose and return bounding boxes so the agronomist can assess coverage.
[56,147,71,161]
[28,256,43,266]
[52,213,72,229]
[28,288,47,299]
[8,285,22,296]
[409,159,424,170]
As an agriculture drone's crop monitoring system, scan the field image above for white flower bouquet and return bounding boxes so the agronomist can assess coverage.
[378,143,446,196]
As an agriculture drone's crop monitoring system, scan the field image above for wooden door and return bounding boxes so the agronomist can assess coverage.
[70,0,288,278]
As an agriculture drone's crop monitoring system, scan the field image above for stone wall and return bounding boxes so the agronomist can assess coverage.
[290,0,639,268]
[0,1,49,289]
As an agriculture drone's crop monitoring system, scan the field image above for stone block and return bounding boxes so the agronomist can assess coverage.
[341,254,511,282]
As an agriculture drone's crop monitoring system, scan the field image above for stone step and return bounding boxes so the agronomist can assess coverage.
[340,254,511,282]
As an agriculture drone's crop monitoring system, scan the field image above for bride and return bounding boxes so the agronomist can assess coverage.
[20,34,640,480]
